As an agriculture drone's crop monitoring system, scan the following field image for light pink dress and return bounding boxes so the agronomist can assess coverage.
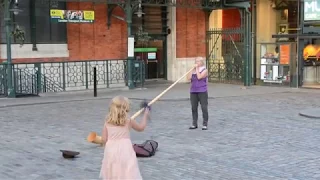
[100,120,142,180]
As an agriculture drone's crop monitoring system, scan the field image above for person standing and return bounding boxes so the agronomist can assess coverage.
[187,57,209,130]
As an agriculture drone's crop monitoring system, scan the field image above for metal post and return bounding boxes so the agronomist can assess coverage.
[4,0,15,98]
[93,67,97,97]
[297,0,303,88]
[30,0,37,51]
[243,9,251,86]
[247,9,252,86]
[252,0,257,85]
[126,0,134,89]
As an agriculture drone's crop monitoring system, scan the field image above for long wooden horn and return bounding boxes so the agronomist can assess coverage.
[87,67,194,145]
[130,67,194,119]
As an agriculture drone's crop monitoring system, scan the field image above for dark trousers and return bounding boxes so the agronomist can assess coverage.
[190,92,209,126]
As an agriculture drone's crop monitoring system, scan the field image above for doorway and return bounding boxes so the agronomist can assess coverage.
[302,39,320,88]
[134,38,166,80]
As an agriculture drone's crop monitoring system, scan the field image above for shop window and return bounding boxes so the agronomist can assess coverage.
[0,0,32,44]
[0,0,67,44]
[35,1,67,43]
[275,1,299,42]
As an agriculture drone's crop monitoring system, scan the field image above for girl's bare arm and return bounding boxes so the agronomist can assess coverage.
[102,124,108,144]
[130,109,150,132]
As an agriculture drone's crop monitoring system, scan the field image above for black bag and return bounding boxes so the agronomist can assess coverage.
[133,140,158,157]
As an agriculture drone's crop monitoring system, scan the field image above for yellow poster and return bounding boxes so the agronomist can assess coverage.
[50,9,63,19]
[84,11,95,20]
[50,9,95,23]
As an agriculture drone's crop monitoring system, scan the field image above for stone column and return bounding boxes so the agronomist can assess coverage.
[166,5,177,82]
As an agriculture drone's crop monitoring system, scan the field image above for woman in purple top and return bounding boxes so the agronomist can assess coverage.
[187,57,209,130]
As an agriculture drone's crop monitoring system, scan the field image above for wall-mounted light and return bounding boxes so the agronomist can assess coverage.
[134,2,145,18]
[10,0,22,15]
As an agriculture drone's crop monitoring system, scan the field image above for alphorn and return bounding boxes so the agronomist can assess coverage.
[130,67,194,119]
[87,67,194,145]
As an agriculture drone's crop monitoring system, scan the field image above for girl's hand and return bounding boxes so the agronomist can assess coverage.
[144,107,151,114]
[140,100,151,111]
[144,108,151,122]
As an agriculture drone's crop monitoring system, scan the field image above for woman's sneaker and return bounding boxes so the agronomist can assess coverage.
[202,126,208,130]
[189,125,198,129]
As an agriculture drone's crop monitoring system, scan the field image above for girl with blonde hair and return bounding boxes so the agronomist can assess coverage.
[99,96,150,180]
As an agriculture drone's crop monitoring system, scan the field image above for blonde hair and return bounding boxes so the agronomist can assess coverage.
[106,96,130,126]
[195,57,205,66]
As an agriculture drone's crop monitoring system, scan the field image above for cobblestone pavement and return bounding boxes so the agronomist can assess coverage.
[0,83,307,107]
[1,89,320,180]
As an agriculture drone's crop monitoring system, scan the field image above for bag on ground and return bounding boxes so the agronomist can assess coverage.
[133,140,158,157]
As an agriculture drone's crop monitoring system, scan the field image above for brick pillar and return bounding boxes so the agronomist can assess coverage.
[171,8,206,82]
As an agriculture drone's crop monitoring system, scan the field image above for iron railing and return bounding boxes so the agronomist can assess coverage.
[14,67,39,96]
[207,28,244,84]
[15,60,128,92]
[0,59,145,97]
[0,65,7,96]
[0,64,39,97]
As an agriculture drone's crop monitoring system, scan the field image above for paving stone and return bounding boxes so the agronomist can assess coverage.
[0,86,320,179]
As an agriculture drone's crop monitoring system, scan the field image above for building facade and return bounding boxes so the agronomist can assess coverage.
[0,0,246,89]
[255,0,320,88]
[4,0,320,94]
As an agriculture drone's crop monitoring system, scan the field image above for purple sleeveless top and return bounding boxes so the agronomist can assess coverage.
[190,67,208,93]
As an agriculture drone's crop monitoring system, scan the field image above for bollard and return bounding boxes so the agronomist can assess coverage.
[93,67,97,97]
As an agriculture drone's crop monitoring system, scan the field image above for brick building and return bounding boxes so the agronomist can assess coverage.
[0,0,242,83]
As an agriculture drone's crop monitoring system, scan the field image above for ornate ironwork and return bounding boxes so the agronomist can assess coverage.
[0,64,39,97]
[13,65,39,96]
[207,27,244,84]
[0,59,141,96]
[0,65,7,96]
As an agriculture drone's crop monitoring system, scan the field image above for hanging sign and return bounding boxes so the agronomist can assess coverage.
[304,0,320,21]
[50,9,95,23]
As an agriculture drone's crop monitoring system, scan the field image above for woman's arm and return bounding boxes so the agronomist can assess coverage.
[187,65,197,81]
[101,123,108,144]
[187,71,193,81]
[196,68,208,80]
[130,109,150,132]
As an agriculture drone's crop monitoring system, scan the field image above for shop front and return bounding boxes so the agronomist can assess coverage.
[256,0,320,88]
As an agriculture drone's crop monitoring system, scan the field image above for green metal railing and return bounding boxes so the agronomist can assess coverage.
[0,65,7,96]
[0,59,145,97]
[207,27,245,84]
[0,64,39,97]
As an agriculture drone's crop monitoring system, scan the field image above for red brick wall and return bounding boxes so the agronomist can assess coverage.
[176,8,206,58]
[67,2,127,60]
[0,2,128,63]
[222,9,241,28]
[1,6,241,63]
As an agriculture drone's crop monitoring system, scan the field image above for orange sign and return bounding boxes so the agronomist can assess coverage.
[303,44,320,60]
[280,44,290,65]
